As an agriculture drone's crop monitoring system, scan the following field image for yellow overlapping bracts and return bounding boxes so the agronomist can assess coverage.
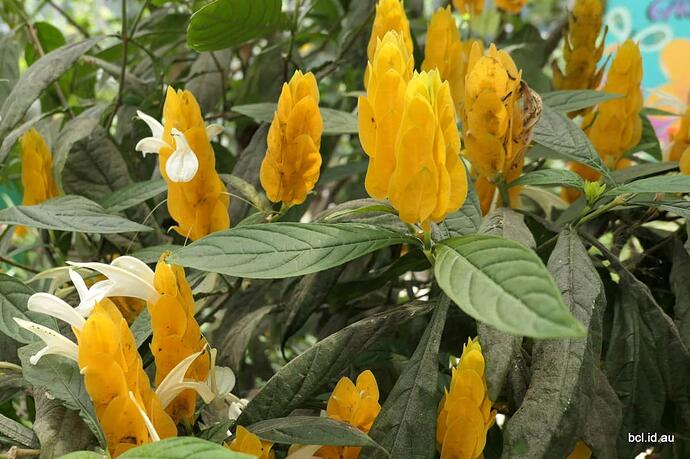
[388,70,468,227]
[315,370,381,459]
[359,31,413,199]
[422,7,465,115]
[161,87,229,240]
[553,0,606,98]
[496,0,527,14]
[584,40,643,167]
[228,426,275,459]
[670,105,690,162]
[149,253,209,424]
[18,128,59,236]
[367,0,413,63]
[77,299,176,457]
[437,338,496,459]
[260,70,323,205]
[452,0,483,15]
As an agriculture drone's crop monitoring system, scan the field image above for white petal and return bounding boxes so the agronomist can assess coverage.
[128,391,160,442]
[27,292,86,330]
[69,269,90,302]
[211,366,236,397]
[14,318,79,364]
[286,445,322,459]
[135,137,169,156]
[74,280,114,317]
[156,351,214,408]
[67,261,160,304]
[136,110,164,139]
[206,124,224,139]
[228,398,248,421]
[111,256,155,286]
[167,129,199,183]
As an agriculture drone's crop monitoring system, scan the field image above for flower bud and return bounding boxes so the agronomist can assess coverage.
[367,0,413,62]
[583,179,607,204]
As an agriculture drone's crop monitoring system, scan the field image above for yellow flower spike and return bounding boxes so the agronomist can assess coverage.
[552,0,607,102]
[260,70,323,206]
[422,7,466,116]
[567,441,592,459]
[669,105,690,162]
[359,30,413,199]
[149,252,210,424]
[583,40,643,166]
[452,0,483,15]
[437,338,496,459]
[496,0,527,14]
[18,128,59,236]
[228,426,275,459]
[367,0,413,63]
[77,299,176,457]
[680,146,690,176]
[137,87,229,241]
[315,370,381,459]
[387,70,468,227]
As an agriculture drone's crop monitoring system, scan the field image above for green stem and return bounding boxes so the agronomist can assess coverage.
[574,194,630,229]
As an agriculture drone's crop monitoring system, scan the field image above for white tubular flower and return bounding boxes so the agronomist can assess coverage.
[68,269,113,317]
[135,110,169,156]
[129,391,161,442]
[67,256,160,304]
[27,292,86,330]
[156,351,215,409]
[14,318,79,365]
[286,445,322,459]
[167,129,199,183]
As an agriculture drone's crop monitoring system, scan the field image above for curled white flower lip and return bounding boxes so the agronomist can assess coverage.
[167,128,199,183]
[67,257,160,304]
[68,269,113,317]
[156,351,215,409]
[135,110,170,156]
[129,391,161,442]
[14,318,79,365]
[27,292,86,330]
[206,123,224,139]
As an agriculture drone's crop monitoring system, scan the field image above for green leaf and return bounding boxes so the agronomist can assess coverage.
[170,223,418,279]
[623,115,662,161]
[365,297,449,459]
[610,161,678,183]
[229,124,268,224]
[0,196,152,234]
[220,174,272,213]
[249,416,388,454]
[504,229,621,458]
[187,0,285,52]
[509,169,584,190]
[130,244,181,264]
[222,303,275,371]
[238,302,433,424]
[670,239,690,350]
[606,175,690,195]
[0,110,56,164]
[532,105,613,183]
[630,198,690,219]
[131,308,152,347]
[434,235,586,338]
[232,103,358,135]
[18,344,105,447]
[435,172,482,240]
[0,273,56,344]
[316,199,407,234]
[99,179,167,212]
[119,437,253,458]
[475,208,533,400]
[0,413,38,448]
[59,453,106,459]
[540,90,622,113]
[0,36,102,151]
[0,33,20,103]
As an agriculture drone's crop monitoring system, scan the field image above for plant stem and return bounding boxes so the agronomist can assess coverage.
[284,0,302,82]
[574,194,630,229]
[106,0,129,129]
[0,255,39,274]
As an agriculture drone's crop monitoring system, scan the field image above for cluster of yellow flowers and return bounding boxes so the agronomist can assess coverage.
[16,255,221,456]
[17,128,59,236]
[453,0,527,15]
[437,338,495,459]
[670,105,690,175]
[260,70,323,206]
[552,0,607,99]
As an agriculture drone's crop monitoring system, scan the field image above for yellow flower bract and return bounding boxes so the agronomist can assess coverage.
[77,299,176,457]
[670,105,690,162]
[452,0,483,15]
[228,426,275,459]
[260,70,323,206]
[149,252,209,424]
[367,0,413,63]
[496,0,527,14]
[161,87,229,241]
[437,338,495,459]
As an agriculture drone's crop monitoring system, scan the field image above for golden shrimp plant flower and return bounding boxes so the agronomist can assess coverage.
[496,0,527,14]
[136,87,229,241]
[388,70,468,227]
[69,253,216,424]
[367,0,413,63]
[452,0,483,15]
[315,370,381,459]
[669,104,690,162]
[437,338,496,459]
[228,426,275,459]
[260,70,323,206]
[583,39,643,168]
[552,0,607,98]
[358,30,413,199]
[18,128,59,236]
[422,7,465,116]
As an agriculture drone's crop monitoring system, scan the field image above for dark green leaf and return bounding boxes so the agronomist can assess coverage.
[222,304,275,371]
[238,302,433,424]
[130,245,181,264]
[99,179,167,212]
[540,90,622,113]
[229,124,268,224]
[0,273,56,344]
[232,103,358,135]
[0,33,20,103]
[0,413,38,448]
[119,437,253,458]
[249,416,387,454]
[0,110,56,164]
[610,161,678,183]
[671,239,690,350]
[170,223,418,279]
[623,115,662,161]
[0,196,152,233]
[606,174,690,195]
[533,105,613,183]
[434,234,585,338]
[187,0,285,52]
[509,169,584,190]
[365,297,449,459]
